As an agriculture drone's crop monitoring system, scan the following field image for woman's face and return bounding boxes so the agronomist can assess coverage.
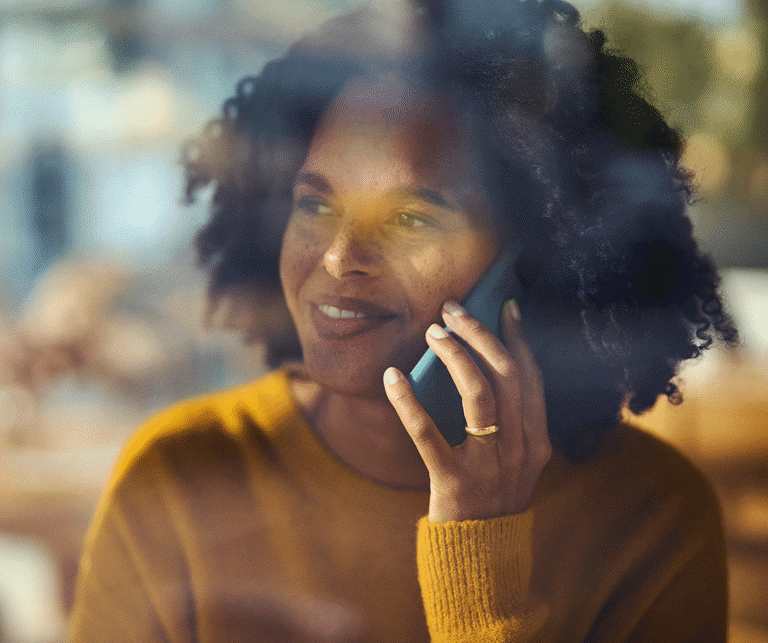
[280,75,503,397]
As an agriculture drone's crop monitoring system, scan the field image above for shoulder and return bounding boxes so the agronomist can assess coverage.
[105,368,298,493]
[539,424,724,549]
[79,369,303,558]
[539,425,729,642]
[600,424,721,522]
[604,424,721,515]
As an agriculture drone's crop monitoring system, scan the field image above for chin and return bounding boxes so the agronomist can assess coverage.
[305,359,388,399]
[302,339,425,400]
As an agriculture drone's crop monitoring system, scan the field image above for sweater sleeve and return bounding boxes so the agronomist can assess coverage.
[416,440,729,643]
[416,512,548,643]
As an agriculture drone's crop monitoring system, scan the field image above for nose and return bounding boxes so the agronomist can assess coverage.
[322,220,383,279]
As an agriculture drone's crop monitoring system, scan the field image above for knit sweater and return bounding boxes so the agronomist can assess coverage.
[68,369,728,642]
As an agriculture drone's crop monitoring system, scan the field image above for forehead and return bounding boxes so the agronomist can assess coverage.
[300,74,486,196]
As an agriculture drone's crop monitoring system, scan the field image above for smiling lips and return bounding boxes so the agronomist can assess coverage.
[311,298,397,339]
[318,304,368,319]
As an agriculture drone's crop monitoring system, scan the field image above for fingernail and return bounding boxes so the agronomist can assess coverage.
[505,299,521,321]
[384,367,401,385]
[443,300,465,316]
[427,324,449,339]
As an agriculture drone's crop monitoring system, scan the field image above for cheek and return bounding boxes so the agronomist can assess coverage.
[279,222,318,306]
[401,251,464,325]
[402,240,497,326]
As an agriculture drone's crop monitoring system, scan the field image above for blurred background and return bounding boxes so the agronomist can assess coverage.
[0,0,765,641]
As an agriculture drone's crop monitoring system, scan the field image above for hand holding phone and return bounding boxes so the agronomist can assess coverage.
[407,245,522,446]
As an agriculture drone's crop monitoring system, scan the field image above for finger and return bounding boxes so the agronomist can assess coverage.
[439,301,523,450]
[502,301,551,463]
[502,301,542,384]
[383,367,455,474]
[502,300,545,417]
[423,323,498,432]
[441,300,514,376]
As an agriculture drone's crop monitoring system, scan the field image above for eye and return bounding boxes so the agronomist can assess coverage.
[294,196,335,217]
[394,211,435,229]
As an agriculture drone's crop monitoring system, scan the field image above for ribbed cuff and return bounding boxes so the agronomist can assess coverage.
[416,513,535,637]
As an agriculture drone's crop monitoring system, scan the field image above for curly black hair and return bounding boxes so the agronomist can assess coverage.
[182,0,737,461]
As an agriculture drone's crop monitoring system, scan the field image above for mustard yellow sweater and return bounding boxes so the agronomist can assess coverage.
[69,369,727,642]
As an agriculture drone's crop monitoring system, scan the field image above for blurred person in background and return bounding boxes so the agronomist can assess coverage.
[68,0,737,641]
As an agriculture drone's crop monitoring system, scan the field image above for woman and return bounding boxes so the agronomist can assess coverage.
[69,0,737,641]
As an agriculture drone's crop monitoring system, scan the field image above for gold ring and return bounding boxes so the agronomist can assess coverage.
[465,424,499,436]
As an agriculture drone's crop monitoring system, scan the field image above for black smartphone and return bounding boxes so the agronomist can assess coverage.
[407,245,522,446]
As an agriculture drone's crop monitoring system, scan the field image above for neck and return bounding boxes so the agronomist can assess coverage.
[290,370,430,491]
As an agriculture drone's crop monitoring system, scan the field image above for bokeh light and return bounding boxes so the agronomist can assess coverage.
[683,131,732,193]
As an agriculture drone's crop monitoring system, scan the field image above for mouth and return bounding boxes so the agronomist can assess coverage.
[310,298,397,340]
[317,304,369,320]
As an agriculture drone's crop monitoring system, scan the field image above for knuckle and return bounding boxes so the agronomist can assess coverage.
[463,316,486,335]
[465,317,485,333]
[442,342,465,359]
[465,383,495,409]
[388,388,411,405]
[535,440,553,465]
[496,357,519,380]
[408,418,434,443]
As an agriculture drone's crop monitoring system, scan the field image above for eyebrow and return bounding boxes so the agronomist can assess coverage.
[403,186,457,211]
[295,172,332,194]
[294,172,458,211]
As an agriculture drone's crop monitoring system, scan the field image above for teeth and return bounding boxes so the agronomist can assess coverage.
[319,304,368,320]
